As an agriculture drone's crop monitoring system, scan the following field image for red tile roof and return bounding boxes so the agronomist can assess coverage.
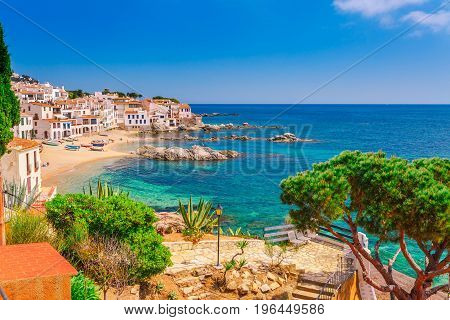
[7,138,40,151]
[0,243,77,281]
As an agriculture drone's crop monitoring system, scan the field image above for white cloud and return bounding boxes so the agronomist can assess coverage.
[334,0,428,17]
[402,9,450,32]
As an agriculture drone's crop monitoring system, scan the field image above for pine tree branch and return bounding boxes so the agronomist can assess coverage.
[426,284,448,298]
[399,230,423,276]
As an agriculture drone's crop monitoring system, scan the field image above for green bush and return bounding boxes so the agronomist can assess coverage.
[6,210,50,245]
[46,194,171,280]
[71,272,100,300]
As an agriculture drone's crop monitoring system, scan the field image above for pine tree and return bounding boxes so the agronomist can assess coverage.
[0,23,20,157]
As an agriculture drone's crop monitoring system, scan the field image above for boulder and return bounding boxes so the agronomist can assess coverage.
[238,283,250,295]
[155,212,184,234]
[260,284,271,293]
[182,286,194,295]
[269,282,280,291]
[226,281,238,291]
[267,272,277,282]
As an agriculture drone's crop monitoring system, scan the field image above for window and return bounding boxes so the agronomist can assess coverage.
[26,153,31,175]
[34,151,38,171]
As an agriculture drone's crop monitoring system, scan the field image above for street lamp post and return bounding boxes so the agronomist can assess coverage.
[215,204,223,267]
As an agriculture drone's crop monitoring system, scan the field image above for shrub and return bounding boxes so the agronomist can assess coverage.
[3,180,40,210]
[77,235,138,300]
[71,272,100,300]
[178,197,217,243]
[6,210,50,245]
[82,179,129,199]
[46,194,171,282]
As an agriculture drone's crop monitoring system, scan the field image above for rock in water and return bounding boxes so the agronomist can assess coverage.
[136,145,241,161]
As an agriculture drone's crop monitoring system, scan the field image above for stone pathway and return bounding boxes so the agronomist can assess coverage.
[164,239,344,275]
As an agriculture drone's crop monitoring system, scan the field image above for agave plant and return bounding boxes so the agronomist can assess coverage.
[178,197,217,242]
[3,180,41,210]
[82,179,129,199]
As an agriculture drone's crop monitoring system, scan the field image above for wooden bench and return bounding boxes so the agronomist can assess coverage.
[264,223,354,248]
[263,224,311,246]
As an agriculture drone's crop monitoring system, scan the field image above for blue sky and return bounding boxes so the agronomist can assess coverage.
[1,0,449,103]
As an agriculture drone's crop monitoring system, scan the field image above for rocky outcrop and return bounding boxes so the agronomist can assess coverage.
[268,133,315,143]
[137,145,241,161]
[161,134,199,141]
[200,112,239,117]
[202,123,282,132]
[155,212,185,234]
[223,135,253,141]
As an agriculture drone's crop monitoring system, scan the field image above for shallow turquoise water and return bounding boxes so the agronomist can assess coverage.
[56,104,449,282]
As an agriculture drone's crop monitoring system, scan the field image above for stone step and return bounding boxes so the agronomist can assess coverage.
[292,289,319,300]
[296,283,332,295]
[300,278,337,289]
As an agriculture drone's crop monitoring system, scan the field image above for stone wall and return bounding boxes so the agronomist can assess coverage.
[163,239,265,253]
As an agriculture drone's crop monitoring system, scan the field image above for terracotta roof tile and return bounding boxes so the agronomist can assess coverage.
[7,138,40,151]
[0,243,77,281]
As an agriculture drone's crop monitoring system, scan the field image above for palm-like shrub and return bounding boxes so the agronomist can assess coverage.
[178,197,217,243]
[82,179,129,199]
[3,180,40,210]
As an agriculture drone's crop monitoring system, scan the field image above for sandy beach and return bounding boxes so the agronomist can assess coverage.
[40,129,152,187]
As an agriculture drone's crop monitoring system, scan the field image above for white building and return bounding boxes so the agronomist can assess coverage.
[0,138,42,197]
[14,114,34,140]
[124,109,150,130]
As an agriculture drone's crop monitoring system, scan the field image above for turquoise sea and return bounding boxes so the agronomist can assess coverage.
[54,104,450,282]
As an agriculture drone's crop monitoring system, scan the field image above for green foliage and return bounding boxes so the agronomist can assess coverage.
[236,258,247,270]
[152,96,180,104]
[155,282,164,294]
[178,197,217,242]
[167,291,178,300]
[46,194,171,281]
[264,242,291,268]
[6,210,50,245]
[0,23,20,157]
[280,151,449,243]
[219,226,258,239]
[3,180,41,210]
[127,92,143,99]
[68,89,89,99]
[280,151,449,299]
[82,179,129,199]
[71,272,100,300]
